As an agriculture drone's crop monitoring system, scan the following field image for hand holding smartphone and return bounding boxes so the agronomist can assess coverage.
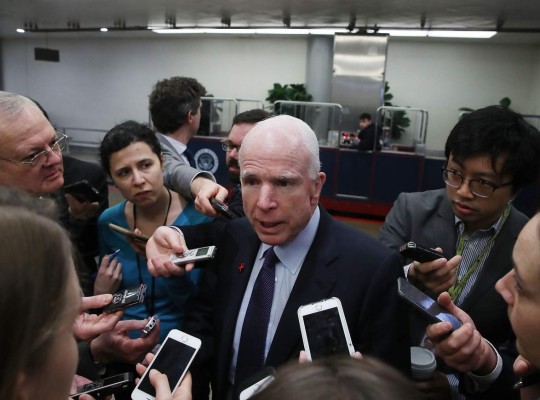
[397,277,462,330]
[64,180,101,203]
[297,297,355,361]
[399,242,444,263]
[131,329,201,400]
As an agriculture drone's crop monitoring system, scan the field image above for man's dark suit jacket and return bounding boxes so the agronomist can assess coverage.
[380,189,527,399]
[182,206,410,400]
[56,155,109,295]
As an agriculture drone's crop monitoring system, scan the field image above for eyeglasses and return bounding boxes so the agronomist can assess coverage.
[0,134,68,168]
[442,168,513,198]
[221,141,241,152]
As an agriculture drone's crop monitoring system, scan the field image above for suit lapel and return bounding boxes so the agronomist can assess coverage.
[436,196,458,258]
[266,208,339,365]
[215,222,260,386]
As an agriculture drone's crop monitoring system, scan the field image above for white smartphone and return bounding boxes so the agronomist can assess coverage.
[169,246,217,266]
[238,366,275,400]
[297,297,355,361]
[131,329,201,400]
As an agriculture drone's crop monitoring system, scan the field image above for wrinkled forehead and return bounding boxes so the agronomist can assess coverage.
[0,104,50,146]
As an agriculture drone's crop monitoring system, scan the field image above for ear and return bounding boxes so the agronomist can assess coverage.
[13,371,34,400]
[159,153,164,170]
[310,172,326,205]
[186,110,194,124]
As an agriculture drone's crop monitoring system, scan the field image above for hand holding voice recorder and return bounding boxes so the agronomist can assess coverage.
[70,372,134,399]
[103,284,147,313]
[169,246,217,266]
[210,197,236,220]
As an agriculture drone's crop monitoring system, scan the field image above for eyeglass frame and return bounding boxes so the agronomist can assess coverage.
[221,140,241,153]
[0,134,68,168]
[441,167,513,198]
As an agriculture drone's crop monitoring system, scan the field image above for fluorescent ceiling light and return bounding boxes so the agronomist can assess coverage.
[152,28,349,35]
[100,28,108,32]
[427,30,496,38]
[16,28,25,33]
[378,29,427,37]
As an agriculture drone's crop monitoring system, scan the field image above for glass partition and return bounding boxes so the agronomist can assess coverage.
[273,100,343,147]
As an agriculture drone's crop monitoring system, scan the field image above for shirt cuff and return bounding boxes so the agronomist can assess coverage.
[404,262,413,278]
[464,339,503,392]
[189,171,216,186]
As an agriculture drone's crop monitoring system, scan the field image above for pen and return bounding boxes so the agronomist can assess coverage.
[108,249,120,261]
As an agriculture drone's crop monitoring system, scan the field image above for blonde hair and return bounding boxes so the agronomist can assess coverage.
[0,205,74,399]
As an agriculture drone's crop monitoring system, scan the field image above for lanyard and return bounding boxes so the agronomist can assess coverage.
[448,204,511,301]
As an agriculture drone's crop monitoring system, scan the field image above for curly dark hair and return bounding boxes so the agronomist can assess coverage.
[99,120,162,175]
[149,76,206,134]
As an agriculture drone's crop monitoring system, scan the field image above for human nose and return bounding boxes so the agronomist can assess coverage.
[132,169,145,185]
[42,147,62,167]
[256,184,276,210]
[495,271,515,306]
[456,178,475,198]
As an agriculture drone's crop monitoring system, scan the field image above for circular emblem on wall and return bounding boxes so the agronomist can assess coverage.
[194,148,219,174]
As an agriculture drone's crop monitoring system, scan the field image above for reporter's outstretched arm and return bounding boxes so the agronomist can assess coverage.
[146,226,195,277]
[426,292,498,375]
[74,295,123,340]
[191,177,229,217]
[90,319,160,365]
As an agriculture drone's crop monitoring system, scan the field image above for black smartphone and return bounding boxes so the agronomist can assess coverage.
[210,197,236,220]
[397,277,462,330]
[63,180,101,203]
[70,372,134,399]
[237,366,275,400]
[399,242,444,263]
[103,284,147,313]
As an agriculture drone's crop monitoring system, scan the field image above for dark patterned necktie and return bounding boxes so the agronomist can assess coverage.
[235,247,278,386]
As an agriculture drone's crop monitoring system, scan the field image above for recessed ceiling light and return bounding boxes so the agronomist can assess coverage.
[100,28,108,32]
[16,28,25,33]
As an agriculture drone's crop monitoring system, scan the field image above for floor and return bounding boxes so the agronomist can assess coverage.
[108,186,384,239]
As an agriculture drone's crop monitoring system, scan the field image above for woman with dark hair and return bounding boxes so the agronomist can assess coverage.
[97,120,211,342]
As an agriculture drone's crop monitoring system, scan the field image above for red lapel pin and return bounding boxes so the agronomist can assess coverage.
[238,262,245,273]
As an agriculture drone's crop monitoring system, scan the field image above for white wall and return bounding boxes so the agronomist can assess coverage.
[1,36,307,136]
[2,35,540,150]
[385,39,539,149]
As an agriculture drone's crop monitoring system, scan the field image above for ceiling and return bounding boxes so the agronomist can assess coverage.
[2,0,540,43]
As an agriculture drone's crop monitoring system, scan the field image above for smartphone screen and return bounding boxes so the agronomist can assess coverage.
[397,277,462,330]
[302,307,351,359]
[137,336,198,396]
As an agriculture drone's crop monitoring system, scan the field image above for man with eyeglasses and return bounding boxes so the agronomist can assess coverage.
[219,109,272,218]
[380,105,540,399]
